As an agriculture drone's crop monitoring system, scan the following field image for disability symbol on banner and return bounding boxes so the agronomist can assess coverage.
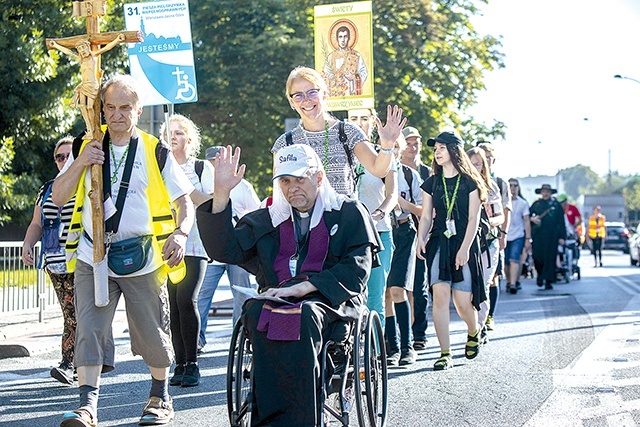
[124,0,198,106]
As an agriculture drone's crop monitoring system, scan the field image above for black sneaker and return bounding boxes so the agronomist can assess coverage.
[413,340,427,351]
[516,281,522,290]
[386,350,400,366]
[50,361,74,385]
[537,278,543,287]
[169,364,185,386]
[544,281,554,290]
[181,362,200,387]
[399,348,417,366]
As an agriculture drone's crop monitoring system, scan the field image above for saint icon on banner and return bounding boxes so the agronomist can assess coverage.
[322,19,368,97]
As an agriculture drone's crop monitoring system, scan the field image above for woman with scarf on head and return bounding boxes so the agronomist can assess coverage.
[417,132,488,371]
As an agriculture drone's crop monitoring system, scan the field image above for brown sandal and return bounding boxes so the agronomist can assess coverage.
[60,406,97,427]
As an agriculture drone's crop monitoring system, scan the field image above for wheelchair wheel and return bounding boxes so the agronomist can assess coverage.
[355,310,388,427]
[364,311,387,426]
[226,320,252,427]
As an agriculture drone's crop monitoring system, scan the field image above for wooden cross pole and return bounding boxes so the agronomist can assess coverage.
[46,0,143,262]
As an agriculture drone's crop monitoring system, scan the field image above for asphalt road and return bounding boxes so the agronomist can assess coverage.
[1,249,639,427]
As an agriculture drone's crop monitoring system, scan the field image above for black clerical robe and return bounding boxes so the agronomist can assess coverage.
[197,198,380,427]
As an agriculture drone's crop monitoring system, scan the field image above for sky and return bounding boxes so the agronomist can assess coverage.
[469,0,640,181]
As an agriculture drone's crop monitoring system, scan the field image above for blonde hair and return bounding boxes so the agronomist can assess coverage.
[285,66,328,98]
[159,113,202,159]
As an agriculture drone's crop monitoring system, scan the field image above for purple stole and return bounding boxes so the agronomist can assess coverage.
[273,217,330,283]
[258,216,330,341]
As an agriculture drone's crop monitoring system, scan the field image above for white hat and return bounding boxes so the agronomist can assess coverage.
[273,144,321,180]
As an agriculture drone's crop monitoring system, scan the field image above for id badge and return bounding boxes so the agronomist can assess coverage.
[444,219,456,238]
[289,255,298,277]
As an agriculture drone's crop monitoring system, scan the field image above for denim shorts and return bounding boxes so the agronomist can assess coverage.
[429,249,472,293]
[506,237,525,263]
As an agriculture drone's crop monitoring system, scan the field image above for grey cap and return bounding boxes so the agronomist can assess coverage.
[205,146,224,160]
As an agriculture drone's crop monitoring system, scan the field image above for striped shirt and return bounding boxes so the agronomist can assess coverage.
[36,183,75,271]
[271,121,367,196]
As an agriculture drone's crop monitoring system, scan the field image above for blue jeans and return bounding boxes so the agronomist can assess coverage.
[197,263,255,346]
[367,231,393,328]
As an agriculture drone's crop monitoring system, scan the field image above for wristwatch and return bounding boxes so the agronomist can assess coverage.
[174,226,189,237]
[373,209,385,218]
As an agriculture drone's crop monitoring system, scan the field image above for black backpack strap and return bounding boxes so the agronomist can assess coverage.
[339,121,352,168]
[402,165,415,204]
[285,131,294,146]
[338,120,360,192]
[106,136,139,234]
[71,130,86,159]
[155,141,169,172]
[194,159,204,182]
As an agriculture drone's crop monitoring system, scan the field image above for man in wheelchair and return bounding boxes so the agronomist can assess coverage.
[197,144,381,426]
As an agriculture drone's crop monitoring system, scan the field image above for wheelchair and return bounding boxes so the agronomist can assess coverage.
[226,305,388,427]
[556,237,581,283]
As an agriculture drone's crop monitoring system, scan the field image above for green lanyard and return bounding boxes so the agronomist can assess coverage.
[109,143,130,185]
[442,174,461,220]
[323,120,329,171]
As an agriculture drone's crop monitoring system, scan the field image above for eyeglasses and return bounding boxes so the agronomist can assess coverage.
[289,88,321,104]
[55,152,70,162]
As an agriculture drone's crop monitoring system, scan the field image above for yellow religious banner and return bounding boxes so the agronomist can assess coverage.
[314,1,374,111]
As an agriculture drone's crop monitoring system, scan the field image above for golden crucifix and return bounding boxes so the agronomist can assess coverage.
[46,0,143,262]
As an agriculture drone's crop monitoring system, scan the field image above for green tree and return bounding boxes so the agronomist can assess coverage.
[180,0,504,195]
[558,164,602,200]
[2,0,504,225]
[623,176,640,213]
[0,1,129,227]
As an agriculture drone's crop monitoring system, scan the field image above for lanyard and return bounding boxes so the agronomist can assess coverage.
[442,174,461,220]
[109,143,130,185]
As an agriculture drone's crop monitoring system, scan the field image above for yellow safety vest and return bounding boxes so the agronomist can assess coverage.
[65,128,186,282]
[587,214,606,239]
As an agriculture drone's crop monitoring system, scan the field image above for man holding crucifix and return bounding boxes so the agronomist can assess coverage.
[53,74,194,427]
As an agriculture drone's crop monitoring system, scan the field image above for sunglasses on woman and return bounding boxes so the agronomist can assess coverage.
[55,153,70,162]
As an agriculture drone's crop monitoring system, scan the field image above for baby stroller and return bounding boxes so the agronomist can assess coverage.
[556,233,581,283]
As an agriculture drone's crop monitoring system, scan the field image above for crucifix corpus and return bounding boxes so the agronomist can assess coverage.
[46,0,143,263]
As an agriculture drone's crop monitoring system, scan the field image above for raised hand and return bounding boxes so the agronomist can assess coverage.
[210,145,246,213]
[376,105,407,150]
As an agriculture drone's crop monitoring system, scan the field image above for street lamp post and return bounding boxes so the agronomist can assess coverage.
[614,74,640,85]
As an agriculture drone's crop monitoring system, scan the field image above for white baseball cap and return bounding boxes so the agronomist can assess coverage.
[273,144,321,180]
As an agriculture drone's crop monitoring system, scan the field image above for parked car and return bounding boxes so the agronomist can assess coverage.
[602,221,630,253]
[629,231,640,265]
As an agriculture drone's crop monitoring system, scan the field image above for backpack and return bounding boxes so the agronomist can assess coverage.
[37,179,61,269]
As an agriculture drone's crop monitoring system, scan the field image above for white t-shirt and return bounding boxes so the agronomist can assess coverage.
[61,135,194,277]
[356,159,397,232]
[181,158,215,258]
[507,196,530,241]
[394,164,423,222]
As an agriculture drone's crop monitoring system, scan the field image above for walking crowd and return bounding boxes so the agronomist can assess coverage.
[22,67,601,427]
